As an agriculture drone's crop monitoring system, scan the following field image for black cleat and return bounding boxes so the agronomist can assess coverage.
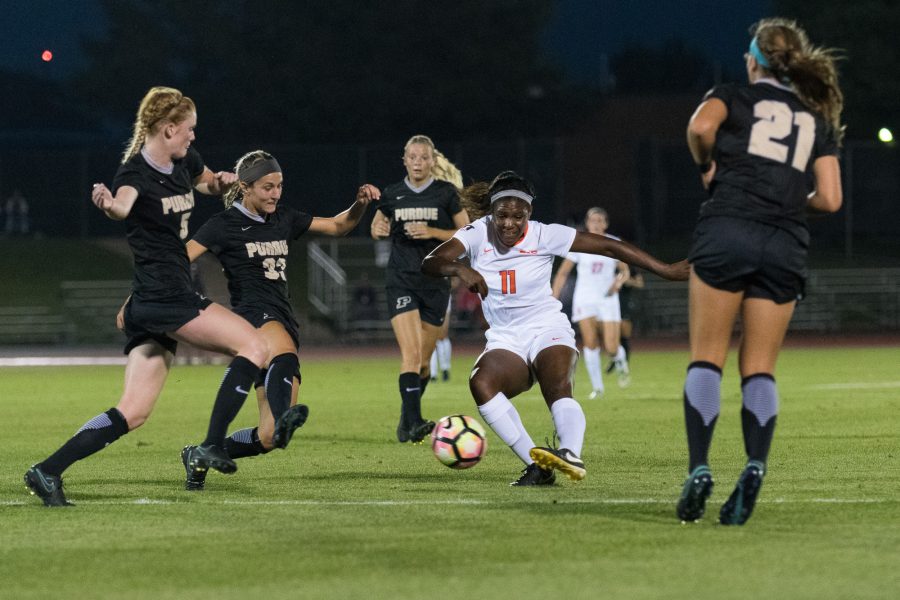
[272,404,310,449]
[510,462,556,487]
[181,445,207,491]
[529,447,586,481]
[397,419,435,444]
[719,461,765,526]
[442,370,450,382]
[190,444,237,475]
[24,465,73,507]
[676,465,714,522]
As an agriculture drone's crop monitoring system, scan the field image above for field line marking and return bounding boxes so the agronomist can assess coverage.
[3,497,896,507]
[807,381,900,390]
[0,357,127,367]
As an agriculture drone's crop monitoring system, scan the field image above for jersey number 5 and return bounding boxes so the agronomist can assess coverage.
[748,100,815,172]
[499,270,517,294]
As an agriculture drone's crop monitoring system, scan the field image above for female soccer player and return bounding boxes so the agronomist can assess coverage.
[551,207,631,398]
[370,135,469,443]
[676,18,843,525]
[422,171,688,485]
[179,150,379,489]
[25,87,268,506]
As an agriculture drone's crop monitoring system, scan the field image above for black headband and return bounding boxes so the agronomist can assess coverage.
[239,158,281,183]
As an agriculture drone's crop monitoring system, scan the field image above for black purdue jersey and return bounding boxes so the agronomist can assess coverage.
[192,203,313,316]
[701,80,838,243]
[379,178,462,289]
[113,147,205,298]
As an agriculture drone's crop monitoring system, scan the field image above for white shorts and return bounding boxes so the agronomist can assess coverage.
[571,294,621,323]
[480,324,577,367]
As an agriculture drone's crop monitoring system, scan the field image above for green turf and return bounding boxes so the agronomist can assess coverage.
[1,346,898,599]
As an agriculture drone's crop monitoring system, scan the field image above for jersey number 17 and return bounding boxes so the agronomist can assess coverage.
[748,100,815,172]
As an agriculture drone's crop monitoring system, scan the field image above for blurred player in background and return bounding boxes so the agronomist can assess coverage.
[552,207,630,399]
[25,87,266,506]
[370,135,469,443]
[676,18,844,525]
[423,171,689,486]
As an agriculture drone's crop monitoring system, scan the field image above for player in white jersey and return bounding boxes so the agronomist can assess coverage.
[552,208,630,398]
[423,171,688,485]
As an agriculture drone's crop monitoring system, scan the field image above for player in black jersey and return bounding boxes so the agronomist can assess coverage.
[178,150,379,490]
[24,87,269,507]
[676,19,844,525]
[370,135,469,443]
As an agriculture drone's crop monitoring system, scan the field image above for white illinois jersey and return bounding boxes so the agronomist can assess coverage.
[453,217,576,331]
[567,235,621,305]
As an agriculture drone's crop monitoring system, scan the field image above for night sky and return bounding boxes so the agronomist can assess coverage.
[3,0,771,84]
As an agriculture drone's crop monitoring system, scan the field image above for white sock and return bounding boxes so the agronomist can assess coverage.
[550,397,586,456]
[437,338,451,372]
[429,350,438,377]
[582,347,604,392]
[478,392,535,464]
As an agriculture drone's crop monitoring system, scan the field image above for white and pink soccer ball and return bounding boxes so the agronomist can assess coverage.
[431,414,487,469]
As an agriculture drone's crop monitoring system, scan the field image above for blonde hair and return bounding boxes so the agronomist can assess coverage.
[122,87,196,163]
[222,150,275,208]
[404,134,464,188]
[752,18,845,144]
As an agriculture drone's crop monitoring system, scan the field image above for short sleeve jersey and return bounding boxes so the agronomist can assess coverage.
[192,203,313,316]
[453,217,576,331]
[112,147,205,298]
[700,80,838,242]
[378,178,462,290]
[566,234,621,304]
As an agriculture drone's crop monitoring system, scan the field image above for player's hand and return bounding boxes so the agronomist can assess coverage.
[457,266,488,299]
[214,171,238,189]
[663,259,691,281]
[115,305,126,331]
[371,218,390,239]
[91,183,114,211]
[404,221,429,239]
[356,184,380,205]
[700,161,716,190]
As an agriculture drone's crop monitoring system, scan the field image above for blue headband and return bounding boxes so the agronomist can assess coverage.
[749,37,770,68]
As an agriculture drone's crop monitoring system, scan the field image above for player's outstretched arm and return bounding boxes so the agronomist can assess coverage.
[570,231,689,282]
[310,184,380,236]
[422,238,488,298]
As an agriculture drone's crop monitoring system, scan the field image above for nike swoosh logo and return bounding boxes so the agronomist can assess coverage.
[551,337,562,341]
[483,248,493,253]
[283,378,292,385]
[397,195,405,199]
[235,386,249,395]
[404,387,420,392]
[241,226,252,231]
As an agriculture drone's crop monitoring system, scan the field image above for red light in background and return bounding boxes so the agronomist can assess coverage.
[41,50,53,62]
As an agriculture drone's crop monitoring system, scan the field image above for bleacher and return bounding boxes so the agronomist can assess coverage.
[0,305,76,344]
[60,279,132,343]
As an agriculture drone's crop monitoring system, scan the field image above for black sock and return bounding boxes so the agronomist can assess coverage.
[419,375,430,399]
[265,353,299,421]
[621,336,631,360]
[741,373,779,464]
[683,361,722,472]
[40,408,129,476]
[399,372,421,427]
[203,355,258,447]
[223,427,270,459]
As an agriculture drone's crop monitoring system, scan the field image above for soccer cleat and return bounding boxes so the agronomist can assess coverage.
[24,465,73,507]
[615,359,631,388]
[529,447,586,481]
[189,444,237,474]
[588,389,604,400]
[719,461,765,526]
[510,462,556,486]
[442,370,450,382]
[181,445,207,491]
[397,419,435,444]
[676,465,714,522]
[272,403,310,449]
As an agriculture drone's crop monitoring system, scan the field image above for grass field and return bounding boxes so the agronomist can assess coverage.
[1,345,898,599]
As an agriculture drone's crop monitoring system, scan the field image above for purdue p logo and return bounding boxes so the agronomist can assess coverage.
[396,296,412,310]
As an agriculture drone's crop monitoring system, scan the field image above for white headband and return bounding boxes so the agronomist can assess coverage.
[490,190,533,205]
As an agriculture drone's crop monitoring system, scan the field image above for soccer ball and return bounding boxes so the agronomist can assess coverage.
[431,414,487,469]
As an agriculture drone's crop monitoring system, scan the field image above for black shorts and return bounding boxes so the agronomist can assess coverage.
[385,286,451,326]
[232,304,300,349]
[122,291,213,355]
[689,216,807,304]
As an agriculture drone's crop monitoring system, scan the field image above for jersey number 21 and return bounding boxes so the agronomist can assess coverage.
[748,100,815,172]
